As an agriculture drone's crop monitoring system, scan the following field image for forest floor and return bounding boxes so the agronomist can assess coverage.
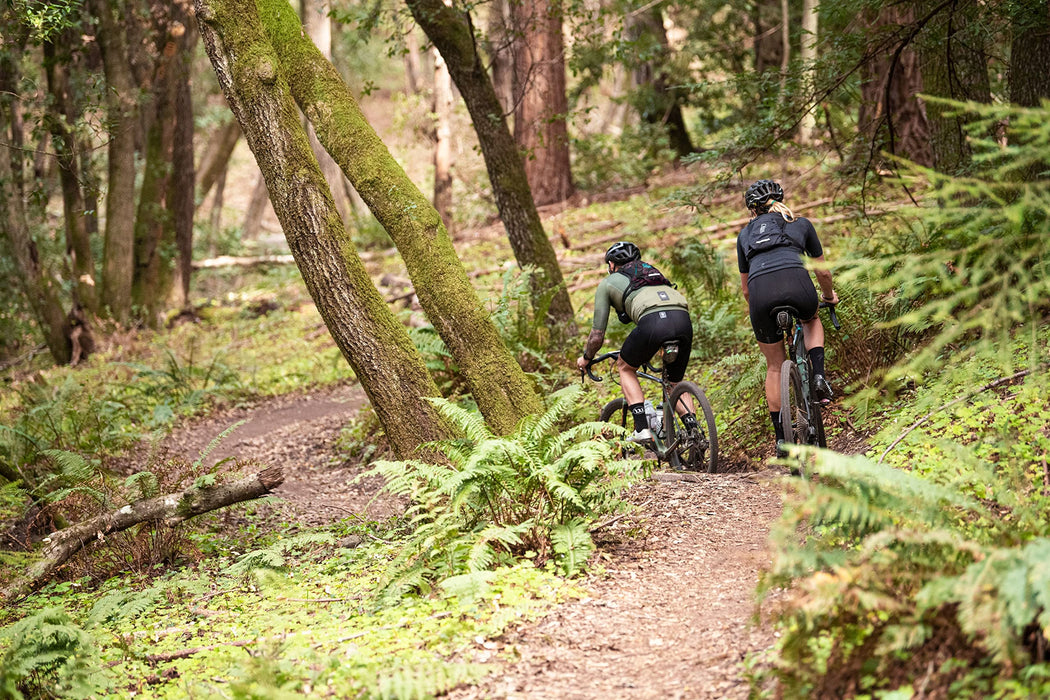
[159,380,832,699]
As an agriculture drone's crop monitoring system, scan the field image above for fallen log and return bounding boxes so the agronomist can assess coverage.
[2,467,284,603]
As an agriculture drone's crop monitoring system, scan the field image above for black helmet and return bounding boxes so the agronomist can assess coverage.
[744,179,784,212]
[604,241,641,265]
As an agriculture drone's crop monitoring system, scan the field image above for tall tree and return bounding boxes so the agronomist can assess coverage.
[301,0,355,230]
[0,19,91,365]
[798,0,819,144]
[1009,0,1050,108]
[91,0,139,323]
[625,4,694,159]
[256,0,545,433]
[510,0,574,205]
[195,0,453,457]
[917,0,991,174]
[43,32,99,315]
[405,0,577,345]
[855,4,932,168]
[433,44,454,227]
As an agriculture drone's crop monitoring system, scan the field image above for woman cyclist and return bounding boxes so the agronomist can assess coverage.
[735,180,838,455]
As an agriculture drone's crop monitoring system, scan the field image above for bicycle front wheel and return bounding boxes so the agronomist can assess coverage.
[666,381,718,472]
[599,397,629,428]
[780,360,822,447]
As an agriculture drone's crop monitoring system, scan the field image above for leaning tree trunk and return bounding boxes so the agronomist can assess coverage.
[509,0,574,206]
[917,0,991,175]
[2,467,285,603]
[256,0,544,433]
[195,0,453,456]
[196,117,241,206]
[43,35,99,315]
[92,0,139,324]
[405,0,577,346]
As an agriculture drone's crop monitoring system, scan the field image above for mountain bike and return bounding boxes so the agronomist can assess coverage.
[775,301,840,450]
[583,344,718,472]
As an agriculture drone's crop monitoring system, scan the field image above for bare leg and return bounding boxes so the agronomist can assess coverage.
[617,356,645,406]
[758,340,788,411]
[801,316,824,350]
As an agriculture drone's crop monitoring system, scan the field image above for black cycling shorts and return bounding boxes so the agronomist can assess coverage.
[620,308,692,382]
[747,267,818,344]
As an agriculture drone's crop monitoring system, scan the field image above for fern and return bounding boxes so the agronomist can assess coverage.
[366,661,488,700]
[551,518,594,576]
[228,532,336,576]
[0,608,103,700]
[364,385,644,601]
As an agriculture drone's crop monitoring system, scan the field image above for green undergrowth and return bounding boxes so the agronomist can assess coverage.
[0,518,578,700]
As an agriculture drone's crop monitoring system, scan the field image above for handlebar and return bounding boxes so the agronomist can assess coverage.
[582,351,621,382]
[819,301,841,330]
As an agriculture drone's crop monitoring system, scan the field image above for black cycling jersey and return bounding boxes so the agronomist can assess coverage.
[736,215,823,282]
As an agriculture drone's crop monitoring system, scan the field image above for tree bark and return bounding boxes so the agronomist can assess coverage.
[917,0,991,175]
[174,18,197,310]
[256,0,544,432]
[856,4,932,168]
[301,0,355,230]
[798,0,819,144]
[510,0,574,206]
[196,117,241,206]
[625,5,695,159]
[433,44,454,228]
[92,0,139,323]
[1009,0,1050,181]
[195,0,453,454]
[405,0,577,346]
[0,22,77,366]
[1,467,285,602]
[43,34,100,315]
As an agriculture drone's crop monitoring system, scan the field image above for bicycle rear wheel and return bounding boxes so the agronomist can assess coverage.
[780,360,822,447]
[666,381,718,472]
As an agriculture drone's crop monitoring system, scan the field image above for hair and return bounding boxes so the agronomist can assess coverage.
[752,199,796,222]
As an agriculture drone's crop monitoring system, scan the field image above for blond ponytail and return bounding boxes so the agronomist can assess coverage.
[769,200,796,222]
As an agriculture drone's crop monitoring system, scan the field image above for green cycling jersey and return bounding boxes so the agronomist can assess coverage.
[591,273,689,331]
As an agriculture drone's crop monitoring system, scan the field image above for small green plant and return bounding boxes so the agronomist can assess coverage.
[0,608,104,700]
[365,385,643,601]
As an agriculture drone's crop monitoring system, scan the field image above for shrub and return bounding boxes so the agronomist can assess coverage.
[365,385,643,602]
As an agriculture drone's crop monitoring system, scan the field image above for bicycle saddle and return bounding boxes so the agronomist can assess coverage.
[769,305,799,332]
[661,340,679,365]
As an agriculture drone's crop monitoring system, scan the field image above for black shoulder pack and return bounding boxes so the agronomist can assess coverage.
[615,260,675,308]
[741,212,796,261]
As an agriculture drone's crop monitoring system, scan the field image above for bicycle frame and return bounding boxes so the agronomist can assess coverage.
[584,352,686,460]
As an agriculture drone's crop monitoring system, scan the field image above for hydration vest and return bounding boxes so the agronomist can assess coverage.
[741,212,797,262]
[615,260,676,308]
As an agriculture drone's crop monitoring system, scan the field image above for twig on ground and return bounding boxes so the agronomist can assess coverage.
[878,368,1036,464]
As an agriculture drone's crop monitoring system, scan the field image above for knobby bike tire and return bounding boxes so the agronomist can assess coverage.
[599,397,629,428]
[667,381,718,472]
[780,359,818,447]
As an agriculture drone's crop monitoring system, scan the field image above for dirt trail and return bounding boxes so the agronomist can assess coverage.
[164,384,784,698]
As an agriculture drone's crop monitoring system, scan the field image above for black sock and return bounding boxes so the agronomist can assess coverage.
[808,347,826,377]
[629,403,648,431]
[770,411,785,442]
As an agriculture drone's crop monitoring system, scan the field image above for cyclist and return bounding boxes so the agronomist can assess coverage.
[576,241,699,444]
[736,179,838,454]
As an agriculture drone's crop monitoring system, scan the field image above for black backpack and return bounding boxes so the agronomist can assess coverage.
[740,212,796,262]
[615,260,675,308]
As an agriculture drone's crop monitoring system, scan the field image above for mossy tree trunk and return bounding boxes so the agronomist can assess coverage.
[404,0,577,348]
[256,0,543,433]
[195,0,454,456]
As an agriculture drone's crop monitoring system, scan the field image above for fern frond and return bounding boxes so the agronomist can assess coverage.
[551,518,594,576]
[193,419,247,471]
